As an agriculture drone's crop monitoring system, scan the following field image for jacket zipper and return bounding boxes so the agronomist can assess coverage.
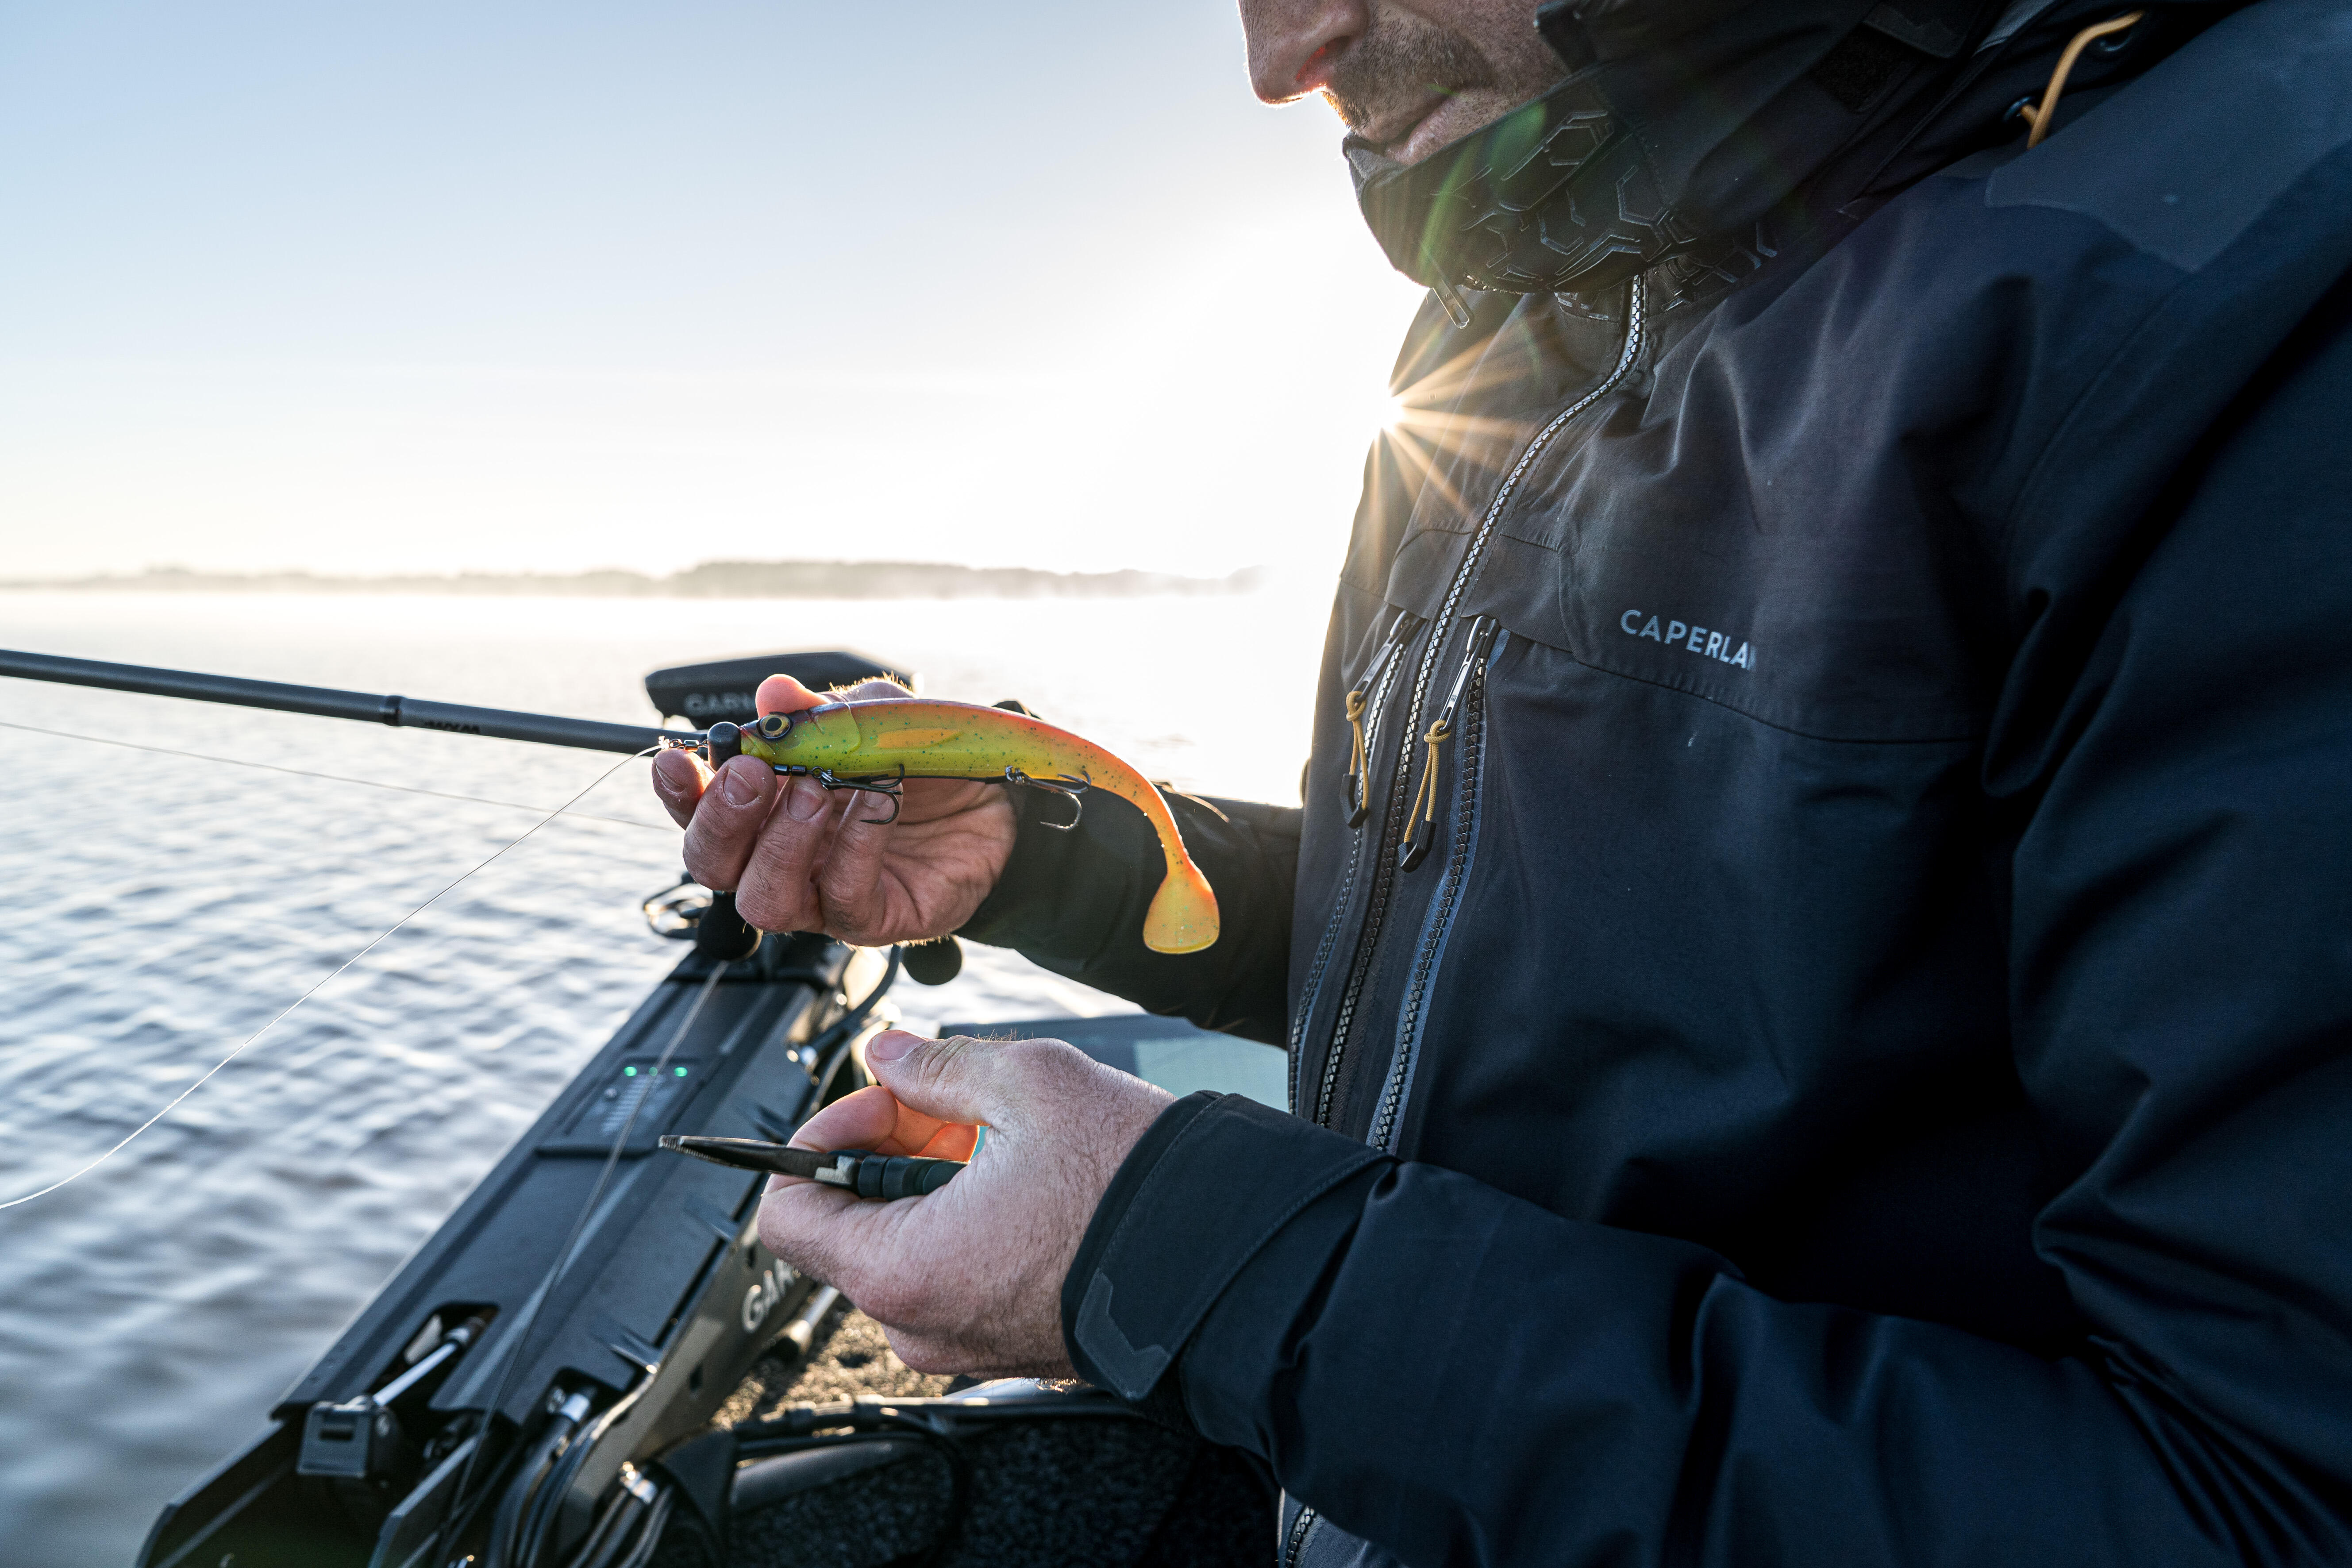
[1397,615,1499,873]
[1374,623,1503,1150]
[1289,613,1423,1111]
[1283,1499,1322,1568]
[1344,613,1418,827]
[1309,276,1648,1131]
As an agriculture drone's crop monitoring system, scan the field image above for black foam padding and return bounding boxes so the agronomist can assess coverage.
[653,1426,740,1546]
[720,1418,1271,1568]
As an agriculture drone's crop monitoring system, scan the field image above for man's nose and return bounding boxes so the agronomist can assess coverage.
[1238,0,1371,104]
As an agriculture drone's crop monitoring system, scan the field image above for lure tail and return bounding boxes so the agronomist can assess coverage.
[1143,855,1219,955]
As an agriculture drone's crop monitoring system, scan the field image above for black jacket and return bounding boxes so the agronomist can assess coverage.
[960,2,2352,1562]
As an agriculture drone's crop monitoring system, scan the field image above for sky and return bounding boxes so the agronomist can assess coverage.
[0,1,1429,582]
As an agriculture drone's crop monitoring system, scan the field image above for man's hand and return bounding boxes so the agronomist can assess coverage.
[650,675,1017,943]
[757,1030,1174,1377]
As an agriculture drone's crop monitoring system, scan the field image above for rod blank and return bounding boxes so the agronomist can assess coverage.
[0,647,702,755]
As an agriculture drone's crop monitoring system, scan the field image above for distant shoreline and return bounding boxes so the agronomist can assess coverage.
[0,561,1266,600]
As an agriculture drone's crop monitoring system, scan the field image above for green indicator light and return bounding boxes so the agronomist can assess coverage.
[623,1066,637,1077]
[674,1066,688,1077]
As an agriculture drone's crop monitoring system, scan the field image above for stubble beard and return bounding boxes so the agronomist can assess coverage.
[1321,5,1503,139]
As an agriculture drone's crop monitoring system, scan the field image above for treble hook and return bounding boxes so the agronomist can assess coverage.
[1004,767,1091,831]
[814,768,905,826]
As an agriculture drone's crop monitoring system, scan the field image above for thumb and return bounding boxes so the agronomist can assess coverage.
[755,674,827,715]
[864,1031,1032,1133]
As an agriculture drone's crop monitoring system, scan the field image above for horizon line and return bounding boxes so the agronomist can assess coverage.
[1,559,1275,601]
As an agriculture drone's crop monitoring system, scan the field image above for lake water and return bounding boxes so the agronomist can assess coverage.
[0,588,1326,1567]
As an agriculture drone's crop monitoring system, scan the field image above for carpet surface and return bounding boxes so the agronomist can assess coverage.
[667,1302,1273,1568]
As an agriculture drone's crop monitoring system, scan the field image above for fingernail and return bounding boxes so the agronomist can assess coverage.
[783,778,828,821]
[721,760,762,807]
[866,1030,920,1064]
[652,762,685,798]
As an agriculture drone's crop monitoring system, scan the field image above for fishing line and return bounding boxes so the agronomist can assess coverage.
[0,715,669,831]
[0,747,662,1213]
[453,957,728,1566]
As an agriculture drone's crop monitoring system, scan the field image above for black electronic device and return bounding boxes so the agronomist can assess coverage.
[537,1056,706,1156]
[642,651,914,728]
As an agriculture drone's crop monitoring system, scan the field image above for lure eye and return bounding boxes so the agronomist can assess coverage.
[754,713,791,740]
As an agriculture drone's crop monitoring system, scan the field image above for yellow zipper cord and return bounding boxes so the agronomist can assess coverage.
[2017,11,2144,148]
[1400,716,1454,860]
[1345,687,1371,798]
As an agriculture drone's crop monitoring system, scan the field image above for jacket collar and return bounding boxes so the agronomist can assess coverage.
[1346,0,2233,309]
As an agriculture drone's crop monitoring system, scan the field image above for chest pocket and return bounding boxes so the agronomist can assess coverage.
[1431,397,1987,746]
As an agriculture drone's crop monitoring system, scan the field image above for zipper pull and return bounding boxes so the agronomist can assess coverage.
[1344,613,1416,828]
[1398,616,1500,872]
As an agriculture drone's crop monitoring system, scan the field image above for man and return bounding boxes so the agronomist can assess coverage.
[653,0,2352,1561]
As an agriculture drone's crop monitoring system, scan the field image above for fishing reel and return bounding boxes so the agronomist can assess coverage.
[641,879,962,985]
[636,722,769,960]
[639,877,762,962]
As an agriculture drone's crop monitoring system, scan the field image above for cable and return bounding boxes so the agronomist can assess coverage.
[613,1488,677,1568]
[453,957,728,1566]
[0,715,670,831]
[527,949,902,1564]
[512,1360,664,1568]
[808,946,903,1106]
[470,946,902,1564]
[0,747,657,1211]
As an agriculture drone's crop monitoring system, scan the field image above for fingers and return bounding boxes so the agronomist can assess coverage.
[756,1176,906,1299]
[670,671,911,847]
[754,1030,1173,1377]
[806,786,896,941]
[835,677,916,702]
[650,747,710,829]
[755,674,826,715]
[860,1030,1108,1136]
[731,774,844,931]
[679,755,780,891]
[861,1032,1007,1129]
[755,674,912,715]
[787,1083,979,1163]
[786,1084,907,1159]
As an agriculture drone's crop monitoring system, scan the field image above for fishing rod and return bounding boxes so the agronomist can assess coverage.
[2,643,1223,958]
[5,642,960,1567]
[0,644,775,1156]
[0,647,708,755]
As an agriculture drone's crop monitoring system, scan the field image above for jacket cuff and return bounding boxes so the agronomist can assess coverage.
[956,781,1302,1044]
[1061,1092,1388,1401]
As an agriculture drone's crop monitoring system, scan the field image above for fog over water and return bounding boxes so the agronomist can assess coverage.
[0,588,1322,1565]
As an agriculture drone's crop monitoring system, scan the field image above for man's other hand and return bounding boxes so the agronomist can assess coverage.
[756,1030,1174,1378]
[649,675,1018,944]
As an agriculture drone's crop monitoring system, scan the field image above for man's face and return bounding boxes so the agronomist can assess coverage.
[1238,0,1568,166]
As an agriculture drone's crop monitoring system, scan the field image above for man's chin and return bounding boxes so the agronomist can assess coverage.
[1389,89,1549,166]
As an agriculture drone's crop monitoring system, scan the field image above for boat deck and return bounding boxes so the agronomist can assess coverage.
[691,1300,1272,1568]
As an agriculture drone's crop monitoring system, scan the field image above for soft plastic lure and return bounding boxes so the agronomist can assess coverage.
[717,700,1219,954]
